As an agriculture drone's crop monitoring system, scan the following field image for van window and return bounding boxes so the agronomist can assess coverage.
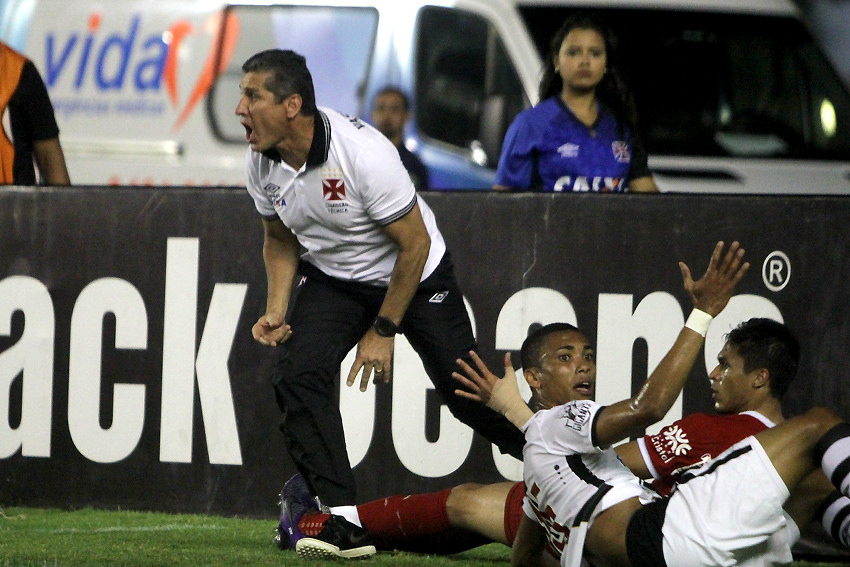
[415,6,526,166]
[518,8,850,160]
[209,5,378,144]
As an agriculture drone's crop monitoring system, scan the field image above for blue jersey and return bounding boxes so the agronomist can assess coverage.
[495,96,649,192]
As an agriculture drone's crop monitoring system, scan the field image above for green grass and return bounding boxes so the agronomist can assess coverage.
[0,507,840,566]
[0,507,508,567]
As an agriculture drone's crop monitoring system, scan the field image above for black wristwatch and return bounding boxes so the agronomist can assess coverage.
[373,316,401,337]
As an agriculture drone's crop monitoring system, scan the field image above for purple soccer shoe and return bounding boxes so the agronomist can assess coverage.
[273,473,317,550]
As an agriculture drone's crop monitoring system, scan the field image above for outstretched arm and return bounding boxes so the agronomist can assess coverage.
[594,241,749,446]
[455,242,750,446]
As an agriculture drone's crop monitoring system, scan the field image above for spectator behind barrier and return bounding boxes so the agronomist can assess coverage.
[493,12,657,193]
[370,86,429,191]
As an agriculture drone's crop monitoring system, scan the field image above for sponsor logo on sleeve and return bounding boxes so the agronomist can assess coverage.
[263,183,285,207]
[559,401,592,432]
[650,424,693,463]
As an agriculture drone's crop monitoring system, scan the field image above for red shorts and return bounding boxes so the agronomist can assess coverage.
[504,481,525,544]
[504,481,561,561]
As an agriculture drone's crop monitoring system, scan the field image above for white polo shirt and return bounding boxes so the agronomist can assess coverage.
[245,107,446,286]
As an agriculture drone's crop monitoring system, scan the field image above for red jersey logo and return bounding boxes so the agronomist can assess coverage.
[323,179,346,201]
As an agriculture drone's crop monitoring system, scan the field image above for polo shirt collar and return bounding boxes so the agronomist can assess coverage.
[305,110,331,168]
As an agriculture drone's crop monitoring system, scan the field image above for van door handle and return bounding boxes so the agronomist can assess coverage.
[652,168,742,183]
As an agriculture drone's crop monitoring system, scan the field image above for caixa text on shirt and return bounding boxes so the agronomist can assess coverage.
[553,176,625,192]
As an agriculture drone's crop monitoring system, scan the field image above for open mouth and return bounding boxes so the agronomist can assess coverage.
[574,381,593,396]
[243,123,253,142]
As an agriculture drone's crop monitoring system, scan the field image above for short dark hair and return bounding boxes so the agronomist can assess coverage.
[241,49,317,115]
[725,318,800,399]
[373,86,410,111]
[520,322,581,370]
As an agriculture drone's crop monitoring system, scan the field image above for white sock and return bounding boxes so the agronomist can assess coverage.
[329,505,362,528]
[816,423,850,497]
[821,490,850,548]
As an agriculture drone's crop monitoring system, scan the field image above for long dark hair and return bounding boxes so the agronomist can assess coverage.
[538,12,638,135]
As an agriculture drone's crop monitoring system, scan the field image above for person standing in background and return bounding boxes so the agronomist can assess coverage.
[371,86,429,191]
[494,13,656,193]
[0,41,70,185]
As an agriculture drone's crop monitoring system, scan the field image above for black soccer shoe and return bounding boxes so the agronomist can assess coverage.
[295,514,377,559]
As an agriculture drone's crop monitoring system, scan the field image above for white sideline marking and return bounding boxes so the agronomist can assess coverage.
[40,524,225,534]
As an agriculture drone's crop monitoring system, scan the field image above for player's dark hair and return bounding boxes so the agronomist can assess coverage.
[725,318,800,399]
[520,322,581,370]
[538,12,638,136]
[373,86,410,111]
[242,49,317,115]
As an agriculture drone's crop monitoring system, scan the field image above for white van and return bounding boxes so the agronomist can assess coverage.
[2,0,849,193]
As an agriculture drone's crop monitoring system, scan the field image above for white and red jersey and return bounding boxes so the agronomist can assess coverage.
[245,107,446,286]
[517,408,779,565]
[637,411,775,495]
[521,401,658,563]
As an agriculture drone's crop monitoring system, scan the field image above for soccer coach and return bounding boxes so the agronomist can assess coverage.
[236,49,525,557]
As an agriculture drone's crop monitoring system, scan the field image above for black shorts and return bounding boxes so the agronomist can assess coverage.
[625,498,669,567]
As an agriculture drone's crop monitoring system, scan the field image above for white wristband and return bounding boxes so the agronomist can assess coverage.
[685,309,713,337]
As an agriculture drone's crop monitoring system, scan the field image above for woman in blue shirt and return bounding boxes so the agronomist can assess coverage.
[494,13,658,193]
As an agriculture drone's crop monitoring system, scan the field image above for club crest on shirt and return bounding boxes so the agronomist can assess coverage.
[323,179,346,201]
[321,167,349,213]
[611,141,630,163]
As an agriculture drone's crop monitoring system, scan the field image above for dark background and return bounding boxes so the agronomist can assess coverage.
[1,187,848,519]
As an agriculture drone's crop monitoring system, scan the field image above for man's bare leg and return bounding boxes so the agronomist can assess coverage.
[755,407,844,492]
[446,482,517,545]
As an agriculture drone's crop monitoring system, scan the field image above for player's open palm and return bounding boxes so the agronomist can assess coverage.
[679,241,750,317]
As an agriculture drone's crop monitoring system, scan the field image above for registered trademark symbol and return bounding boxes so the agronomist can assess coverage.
[762,251,790,292]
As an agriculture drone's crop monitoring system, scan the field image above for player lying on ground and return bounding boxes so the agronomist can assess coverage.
[271,239,749,552]
[275,242,849,563]
[453,244,850,566]
[277,317,844,561]
[273,242,736,553]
